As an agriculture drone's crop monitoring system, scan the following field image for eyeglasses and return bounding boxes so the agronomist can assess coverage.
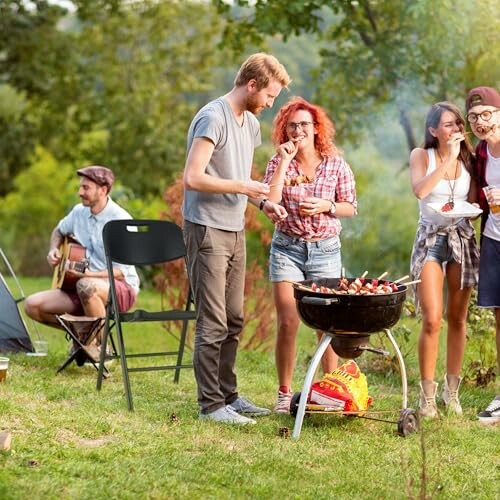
[467,109,499,123]
[286,121,314,131]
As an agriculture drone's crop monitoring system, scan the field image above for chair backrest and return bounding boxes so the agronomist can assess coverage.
[102,219,186,266]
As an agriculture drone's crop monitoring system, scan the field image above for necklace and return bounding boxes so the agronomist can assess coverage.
[437,149,459,211]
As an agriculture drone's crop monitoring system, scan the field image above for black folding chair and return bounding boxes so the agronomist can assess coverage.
[96,219,195,410]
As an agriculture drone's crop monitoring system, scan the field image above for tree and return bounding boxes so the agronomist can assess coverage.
[214,0,500,152]
[0,0,236,198]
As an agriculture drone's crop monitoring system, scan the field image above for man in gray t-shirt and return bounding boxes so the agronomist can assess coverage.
[182,53,290,425]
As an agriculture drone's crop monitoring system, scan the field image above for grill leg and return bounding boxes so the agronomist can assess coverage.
[292,333,333,439]
[384,328,408,408]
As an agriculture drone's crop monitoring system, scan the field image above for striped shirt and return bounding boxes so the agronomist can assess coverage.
[264,154,357,240]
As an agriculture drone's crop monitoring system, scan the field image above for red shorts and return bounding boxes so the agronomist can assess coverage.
[68,279,137,315]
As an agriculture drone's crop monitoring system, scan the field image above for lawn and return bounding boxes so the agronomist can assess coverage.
[0,277,498,499]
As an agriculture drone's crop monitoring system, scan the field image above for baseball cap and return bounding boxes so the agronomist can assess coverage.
[76,165,115,190]
[465,86,500,112]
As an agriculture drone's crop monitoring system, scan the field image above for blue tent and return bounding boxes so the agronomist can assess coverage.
[0,249,34,353]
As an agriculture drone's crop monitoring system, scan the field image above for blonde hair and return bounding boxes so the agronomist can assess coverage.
[234,52,291,90]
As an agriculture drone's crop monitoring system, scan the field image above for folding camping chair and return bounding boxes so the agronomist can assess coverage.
[55,314,113,377]
[96,219,195,411]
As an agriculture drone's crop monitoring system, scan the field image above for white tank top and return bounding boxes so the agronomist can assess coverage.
[418,149,470,226]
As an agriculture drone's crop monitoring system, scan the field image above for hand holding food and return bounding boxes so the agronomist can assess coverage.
[277,139,300,163]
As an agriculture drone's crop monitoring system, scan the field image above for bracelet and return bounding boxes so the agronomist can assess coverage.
[259,199,268,211]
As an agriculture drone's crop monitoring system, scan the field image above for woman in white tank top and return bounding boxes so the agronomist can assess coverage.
[409,102,479,419]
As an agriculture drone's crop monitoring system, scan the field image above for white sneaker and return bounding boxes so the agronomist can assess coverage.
[441,375,462,415]
[199,405,256,425]
[419,380,439,418]
[477,395,500,425]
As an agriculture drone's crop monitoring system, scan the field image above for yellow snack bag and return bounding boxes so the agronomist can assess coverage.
[309,359,373,413]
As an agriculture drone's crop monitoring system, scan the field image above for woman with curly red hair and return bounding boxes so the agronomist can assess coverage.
[263,96,357,413]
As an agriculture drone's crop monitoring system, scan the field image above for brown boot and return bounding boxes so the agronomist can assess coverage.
[419,380,439,418]
[442,375,462,415]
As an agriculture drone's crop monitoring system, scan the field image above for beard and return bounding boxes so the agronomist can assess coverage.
[246,94,264,115]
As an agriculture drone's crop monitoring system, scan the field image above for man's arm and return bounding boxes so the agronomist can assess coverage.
[46,228,65,266]
[183,137,270,199]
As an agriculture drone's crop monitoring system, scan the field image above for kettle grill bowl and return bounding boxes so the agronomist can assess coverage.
[294,278,407,334]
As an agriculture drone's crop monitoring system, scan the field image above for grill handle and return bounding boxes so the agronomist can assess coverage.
[300,296,340,305]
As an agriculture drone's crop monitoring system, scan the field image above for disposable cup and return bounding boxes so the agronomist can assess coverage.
[0,357,9,382]
[26,340,49,357]
[483,186,500,214]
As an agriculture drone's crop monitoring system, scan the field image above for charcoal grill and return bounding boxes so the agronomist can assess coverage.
[291,277,418,439]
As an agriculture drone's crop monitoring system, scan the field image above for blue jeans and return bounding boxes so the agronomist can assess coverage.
[269,230,342,282]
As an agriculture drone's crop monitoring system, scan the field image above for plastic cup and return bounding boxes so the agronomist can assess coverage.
[483,186,500,214]
[299,184,315,215]
[34,340,49,356]
[27,340,49,357]
[0,357,9,382]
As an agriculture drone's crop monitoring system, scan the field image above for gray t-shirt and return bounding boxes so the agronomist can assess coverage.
[57,197,140,293]
[182,97,261,232]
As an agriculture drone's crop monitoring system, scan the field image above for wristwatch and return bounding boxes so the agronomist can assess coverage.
[329,201,337,214]
[259,199,268,211]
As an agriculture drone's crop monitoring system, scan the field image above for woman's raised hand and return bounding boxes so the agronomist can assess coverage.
[277,139,300,163]
[446,132,465,160]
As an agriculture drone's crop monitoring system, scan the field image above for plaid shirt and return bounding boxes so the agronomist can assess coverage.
[410,218,479,309]
[264,154,357,240]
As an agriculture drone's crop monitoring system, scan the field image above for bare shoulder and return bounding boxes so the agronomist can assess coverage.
[409,148,428,169]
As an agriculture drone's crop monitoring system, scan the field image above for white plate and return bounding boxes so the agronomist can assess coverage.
[427,201,482,218]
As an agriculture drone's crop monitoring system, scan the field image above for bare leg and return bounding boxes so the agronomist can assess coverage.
[24,289,79,328]
[445,262,472,376]
[315,331,338,373]
[417,261,444,381]
[76,277,110,343]
[274,282,300,391]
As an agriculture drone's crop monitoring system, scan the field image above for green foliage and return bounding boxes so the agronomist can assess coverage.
[0,85,37,196]
[0,148,77,275]
[214,0,500,149]
[1,0,235,198]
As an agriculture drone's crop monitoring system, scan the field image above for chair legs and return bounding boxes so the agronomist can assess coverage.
[56,314,108,376]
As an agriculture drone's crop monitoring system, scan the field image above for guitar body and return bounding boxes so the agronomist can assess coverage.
[51,237,88,292]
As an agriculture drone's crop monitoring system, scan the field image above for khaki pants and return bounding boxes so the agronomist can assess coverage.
[183,221,246,414]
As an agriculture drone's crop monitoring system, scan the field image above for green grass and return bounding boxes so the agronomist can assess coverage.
[0,278,498,499]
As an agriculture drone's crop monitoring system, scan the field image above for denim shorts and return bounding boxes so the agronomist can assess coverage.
[426,234,455,265]
[269,231,341,282]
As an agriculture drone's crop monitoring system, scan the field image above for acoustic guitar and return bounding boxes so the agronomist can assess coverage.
[51,237,89,292]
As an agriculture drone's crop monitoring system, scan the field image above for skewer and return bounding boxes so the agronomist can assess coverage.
[361,270,369,279]
[377,271,388,280]
[393,274,409,284]
[399,279,421,286]
[283,279,312,291]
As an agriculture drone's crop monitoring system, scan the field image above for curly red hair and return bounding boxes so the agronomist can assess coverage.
[271,96,337,157]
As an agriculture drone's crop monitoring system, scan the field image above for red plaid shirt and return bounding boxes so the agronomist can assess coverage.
[264,154,357,239]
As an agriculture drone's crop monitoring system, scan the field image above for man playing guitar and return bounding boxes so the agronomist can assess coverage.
[24,166,140,362]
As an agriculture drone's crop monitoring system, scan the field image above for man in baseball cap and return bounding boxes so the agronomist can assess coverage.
[466,85,500,425]
[24,165,140,366]
[77,165,115,193]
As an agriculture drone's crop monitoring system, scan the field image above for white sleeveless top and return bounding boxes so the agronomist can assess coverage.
[418,149,470,227]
